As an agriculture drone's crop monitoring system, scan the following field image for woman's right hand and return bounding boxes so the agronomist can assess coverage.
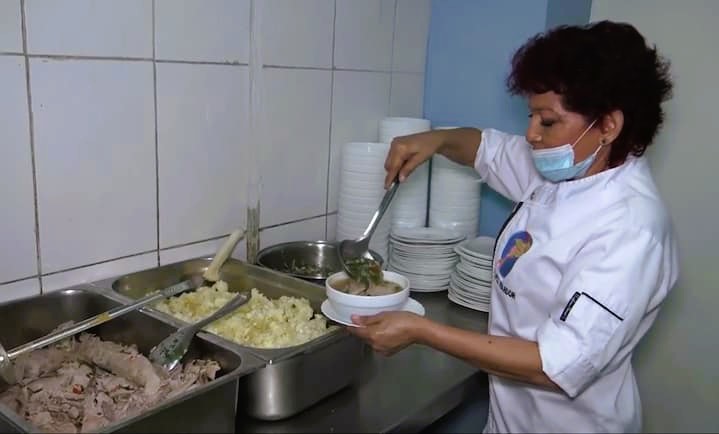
[384,131,444,188]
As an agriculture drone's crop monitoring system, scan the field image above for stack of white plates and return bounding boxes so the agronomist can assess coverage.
[388,227,465,292]
[449,236,495,312]
[429,153,482,238]
[379,117,431,144]
[379,117,431,230]
[336,142,392,261]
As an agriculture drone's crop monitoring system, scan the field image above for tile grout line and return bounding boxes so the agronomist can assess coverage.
[26,53,153,62]
[19,0,44,293]
[390,69,424,75]
[20,53,249,66]
[152,0,161,267]
[0,52,417,74]
[3,3,411,291]
[388,0,399,112]
[246,0,260,263]
[324,0,338,240]
[0,213,337,286]
[335,66,392,74]
[264,64,331,71]
[40,250,158,277]
[259,213,329,232]
[155,58,247,66]
[162,234,235,251]
[0,275,40,287]
[263,64,398,73]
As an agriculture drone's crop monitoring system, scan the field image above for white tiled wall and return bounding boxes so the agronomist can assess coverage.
[392,0,431,73]
[0,56,36,282]
[0,278,41,304]
[328,70,392,212]
[0,0,429,301]
[25,0,153,57]
[261,68,332,226]
[154,0,250,63]
[390,72,426,118]
[259,217,327,250]
[31,59,156,273]
[334,0,396,71]
[156,62,248,248]
[159,237,247,267]
[0,1,22,53]
[262,0,334,68]
[42,253,157,294]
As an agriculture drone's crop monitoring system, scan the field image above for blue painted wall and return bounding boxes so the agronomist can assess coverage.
[546,0,592,28]
[421,1,591,431]
[423,0,590,238]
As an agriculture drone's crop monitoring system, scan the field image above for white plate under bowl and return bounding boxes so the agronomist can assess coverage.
[321,298,426,327]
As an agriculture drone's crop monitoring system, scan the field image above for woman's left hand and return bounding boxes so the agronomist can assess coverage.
[346,311,426,356]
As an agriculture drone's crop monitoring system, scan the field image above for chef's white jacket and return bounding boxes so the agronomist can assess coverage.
[473,129,679,433]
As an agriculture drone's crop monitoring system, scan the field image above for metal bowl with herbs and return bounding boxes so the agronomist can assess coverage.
[256,241,383,283]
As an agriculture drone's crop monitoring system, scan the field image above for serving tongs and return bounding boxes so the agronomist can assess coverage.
[0,277,202,385]
[0,228,248,385]
[149,292,249,372]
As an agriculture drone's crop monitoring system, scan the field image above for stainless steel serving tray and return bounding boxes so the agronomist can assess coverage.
[90,257,366,421]
[91,257,348,363]
[0,288,265,433]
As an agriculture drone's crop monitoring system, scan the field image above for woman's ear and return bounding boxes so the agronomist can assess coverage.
[601,110,624,145]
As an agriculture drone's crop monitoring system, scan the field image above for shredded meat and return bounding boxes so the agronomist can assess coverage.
[0,332,220,433]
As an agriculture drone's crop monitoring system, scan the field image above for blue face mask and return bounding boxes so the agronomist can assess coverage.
[530,119,602,183]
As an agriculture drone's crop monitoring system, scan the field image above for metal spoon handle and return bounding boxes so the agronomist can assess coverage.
[6,280,195,360]
[185,293,248,333]
[362,178,400,239]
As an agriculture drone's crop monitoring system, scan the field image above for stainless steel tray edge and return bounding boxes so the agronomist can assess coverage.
[0,287,266,433]
[15,284,269,383]
[87,258,353,364]
[79,284,270,374]
[86,258,367,420]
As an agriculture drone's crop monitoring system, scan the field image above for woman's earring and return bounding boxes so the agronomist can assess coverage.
[600,138,607,145]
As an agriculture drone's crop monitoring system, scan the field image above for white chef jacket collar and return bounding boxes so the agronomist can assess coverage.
[530,157,642,204]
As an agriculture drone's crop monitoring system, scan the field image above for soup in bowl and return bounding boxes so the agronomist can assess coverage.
[325,270,410,322]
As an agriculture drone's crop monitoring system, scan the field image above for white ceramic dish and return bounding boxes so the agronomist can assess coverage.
[321,298,425,327]
[325,270,411,320]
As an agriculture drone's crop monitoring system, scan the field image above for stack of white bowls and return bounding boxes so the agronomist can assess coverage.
[336,142,392,262]
[379,117,432,230]
[379,117,431,144]
[428,127,482,238]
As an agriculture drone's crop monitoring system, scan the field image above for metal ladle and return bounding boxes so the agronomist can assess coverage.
[338,177,400,282]
[0,277,202,385]
[149,292,249,372]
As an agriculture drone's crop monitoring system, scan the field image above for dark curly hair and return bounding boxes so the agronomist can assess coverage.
[506,20,673,167]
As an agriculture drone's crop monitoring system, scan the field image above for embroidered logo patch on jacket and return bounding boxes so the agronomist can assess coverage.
[498,231,533,277]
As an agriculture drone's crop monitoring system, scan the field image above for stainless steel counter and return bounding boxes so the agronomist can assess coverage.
[237,292,490,433]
